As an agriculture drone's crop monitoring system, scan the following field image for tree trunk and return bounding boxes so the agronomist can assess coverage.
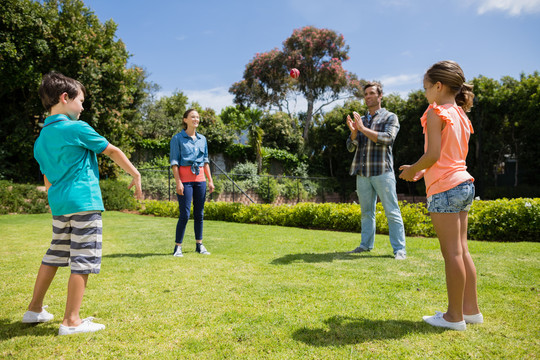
[256,143,263,175]
[303,100,314,141]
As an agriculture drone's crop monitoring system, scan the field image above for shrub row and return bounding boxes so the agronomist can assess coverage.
[3,178,537,242]
[140,198,540,242]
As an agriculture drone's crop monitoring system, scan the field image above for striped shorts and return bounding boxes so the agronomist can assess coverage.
[42,211,102,274]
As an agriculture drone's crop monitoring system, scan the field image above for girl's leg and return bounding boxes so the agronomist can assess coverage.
[430,212,466,323]
[192,181,207,242]
[459,211,480,315]
[176,183,194,245]
[28,264,58,312]
[62,273,88,327]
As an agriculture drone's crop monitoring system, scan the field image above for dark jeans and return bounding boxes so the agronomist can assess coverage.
[176,181,206,244]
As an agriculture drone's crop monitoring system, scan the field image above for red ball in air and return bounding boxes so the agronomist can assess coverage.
[290,68,300,79]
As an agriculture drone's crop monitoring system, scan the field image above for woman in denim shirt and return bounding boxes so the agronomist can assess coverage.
[170,109,214,257]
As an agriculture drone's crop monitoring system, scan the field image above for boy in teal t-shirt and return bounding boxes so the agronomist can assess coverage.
[23,72,143,335]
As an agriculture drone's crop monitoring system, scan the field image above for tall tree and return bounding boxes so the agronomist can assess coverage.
[510,72,540,186]
[134,90,189,140]
[230,26,364,143]
[194,104,236,154]
[0,0,148,181]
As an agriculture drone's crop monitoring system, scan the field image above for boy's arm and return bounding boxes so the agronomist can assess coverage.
[44,175,52,191]
[101,144,143,199]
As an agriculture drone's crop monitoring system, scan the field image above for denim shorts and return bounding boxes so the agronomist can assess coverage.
[427,180,475,213]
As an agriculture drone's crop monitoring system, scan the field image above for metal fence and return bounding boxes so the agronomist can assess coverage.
[137,164,343,204]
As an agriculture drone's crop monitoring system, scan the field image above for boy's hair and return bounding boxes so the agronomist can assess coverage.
[363,81,383,96]
[424,60,475,112]
[39,72,86,111]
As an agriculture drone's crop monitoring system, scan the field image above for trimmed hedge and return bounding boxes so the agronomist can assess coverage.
[468,198,539,242]
[140,198,539,242]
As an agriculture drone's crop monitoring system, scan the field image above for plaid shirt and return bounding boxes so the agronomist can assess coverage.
[346,108,400,177]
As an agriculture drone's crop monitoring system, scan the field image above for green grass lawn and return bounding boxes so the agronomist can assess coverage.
[1,212,538,359]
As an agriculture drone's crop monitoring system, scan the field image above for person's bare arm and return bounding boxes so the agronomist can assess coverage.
[44,175,52,191]
[101,144,142,199]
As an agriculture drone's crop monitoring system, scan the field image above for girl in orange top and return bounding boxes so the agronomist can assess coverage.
[399,61,482,331]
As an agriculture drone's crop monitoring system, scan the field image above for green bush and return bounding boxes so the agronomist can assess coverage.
[468,198,540,242]
[262,147,301,175]
[135,157,172,200]
[257,176,279,203]
[204,201,243,222]
[0,180,49,214]
[139,198,540,242]
[100,179,138,211]
[140,200,179,218]
[280,178,309,200]
[374,201,436,238]
[140,170,170,200]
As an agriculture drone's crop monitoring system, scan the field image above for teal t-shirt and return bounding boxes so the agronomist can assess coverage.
[34,114,109,216]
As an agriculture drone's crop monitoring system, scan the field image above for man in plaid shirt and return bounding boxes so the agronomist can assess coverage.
[346,81,407,260]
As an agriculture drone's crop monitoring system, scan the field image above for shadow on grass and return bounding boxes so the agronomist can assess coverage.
[292,315,441,346]
[102,252,170,259]
[271,252,393,265]
[0,319,57,339]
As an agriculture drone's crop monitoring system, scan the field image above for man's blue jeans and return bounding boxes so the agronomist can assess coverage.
[176,181,206,244]
[356,171,406,254]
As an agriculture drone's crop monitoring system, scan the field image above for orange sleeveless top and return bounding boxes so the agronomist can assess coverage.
[421,103,474,197]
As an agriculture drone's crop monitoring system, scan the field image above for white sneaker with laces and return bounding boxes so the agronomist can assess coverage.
[173,245,183,257]
[423,311,466,331]
[22,305,54,323]
[464,313,483,324]
[395,250,407,260]
[58,317,105,335]
[197,244,210,255]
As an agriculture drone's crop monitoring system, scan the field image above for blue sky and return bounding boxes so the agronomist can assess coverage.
[84,0,540,112]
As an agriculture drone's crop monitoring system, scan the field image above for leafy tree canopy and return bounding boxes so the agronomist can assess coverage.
[230,26,365,143]
[0,0,149,181]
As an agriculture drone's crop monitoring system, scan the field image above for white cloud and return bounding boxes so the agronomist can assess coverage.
[378,73,422,88]
[474,0,540,15]
[184,87,235,112]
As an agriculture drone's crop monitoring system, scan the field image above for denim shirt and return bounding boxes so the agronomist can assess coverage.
[170,130,209,174]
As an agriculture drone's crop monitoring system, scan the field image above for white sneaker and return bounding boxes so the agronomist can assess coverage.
[58,317,105,335]
[197,244,210,255]
[173,245,183,257]
[423,311,466,331]
[395,250,407,260]
[464,313,483,324]
[22,305,54,323]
